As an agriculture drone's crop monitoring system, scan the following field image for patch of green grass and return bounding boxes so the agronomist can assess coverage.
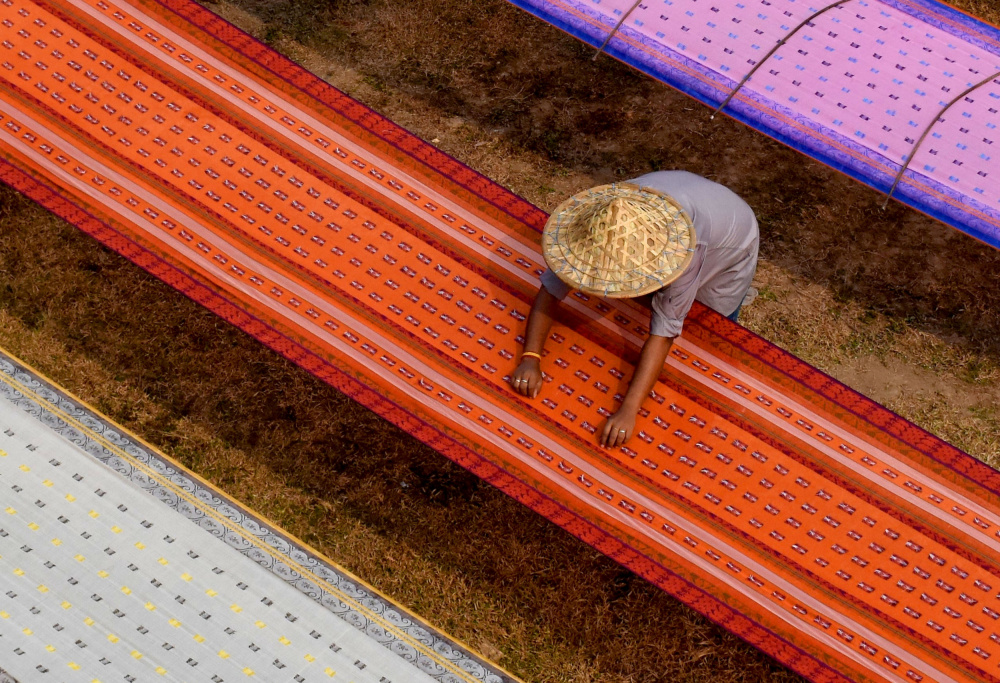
[362,74,385,92]
[960,357,998,384]
[886,317,907,335]
[10,0,1000,679]
[539,130,568,158]
[756,285,778,303]
[969,404,997,422]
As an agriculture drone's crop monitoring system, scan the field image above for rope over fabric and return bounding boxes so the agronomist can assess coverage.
[710,0,855,119]
[883,70,1000,207]
[4,2,1000,683]
[506,0,1000,249]
[592,0,644,60]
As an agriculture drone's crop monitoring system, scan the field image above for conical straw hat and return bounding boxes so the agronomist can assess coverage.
[542,183,696,298]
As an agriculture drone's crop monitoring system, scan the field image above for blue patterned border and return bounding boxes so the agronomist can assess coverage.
[881,0,1000,56]
[506,0,1000,250]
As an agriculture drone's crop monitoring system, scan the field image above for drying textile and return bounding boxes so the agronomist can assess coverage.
[2,1,1000,682]
[0,348,515,682]
[507,0,1000,249]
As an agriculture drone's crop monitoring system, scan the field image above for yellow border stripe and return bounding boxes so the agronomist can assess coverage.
[0,351,519,683]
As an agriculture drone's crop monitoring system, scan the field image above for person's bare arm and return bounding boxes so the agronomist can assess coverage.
[509,286,559,398]
[600,334,674,447]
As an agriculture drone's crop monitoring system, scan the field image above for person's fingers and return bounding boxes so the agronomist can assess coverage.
[600,421,613,447]
[610,424,624,447]
[510,367,544,398]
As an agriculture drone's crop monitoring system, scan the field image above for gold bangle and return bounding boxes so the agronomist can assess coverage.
[521,351,542,360]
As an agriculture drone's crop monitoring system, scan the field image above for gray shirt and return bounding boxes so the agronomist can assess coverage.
[541,171,759,337]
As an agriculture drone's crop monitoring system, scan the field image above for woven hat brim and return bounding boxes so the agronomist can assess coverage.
[542,183,696,298]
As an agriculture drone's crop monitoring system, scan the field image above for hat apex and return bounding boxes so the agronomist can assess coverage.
[542,183,696,298]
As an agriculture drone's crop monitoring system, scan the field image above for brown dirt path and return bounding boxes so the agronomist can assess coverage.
[1,0,999,680]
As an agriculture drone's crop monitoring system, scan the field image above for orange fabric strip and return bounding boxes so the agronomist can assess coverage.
[2,2,1000,682]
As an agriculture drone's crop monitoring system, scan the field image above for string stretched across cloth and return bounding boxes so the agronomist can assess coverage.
[2,2,1000,682]
[506,0,1000,249]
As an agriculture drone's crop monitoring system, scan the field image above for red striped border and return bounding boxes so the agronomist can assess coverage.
[0,155,850,683]
[10,0,996,678]
[20,0,995,599]
[145,0,1000,510]
[146,0,550,234]
[685,310,1000,499]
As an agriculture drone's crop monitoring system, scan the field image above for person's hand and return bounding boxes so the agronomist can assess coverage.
[600,407,637,447]
[509,358,543,398]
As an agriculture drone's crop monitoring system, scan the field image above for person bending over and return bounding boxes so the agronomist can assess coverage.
[510,171,758,448]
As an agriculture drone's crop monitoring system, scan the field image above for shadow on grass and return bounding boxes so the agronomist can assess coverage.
[10,0,1000,677]
[224,0,1000,365]
[0,186,802,682]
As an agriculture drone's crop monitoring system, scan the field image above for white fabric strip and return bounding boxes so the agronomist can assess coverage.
[0,375,449,682]
[0,99,953,683]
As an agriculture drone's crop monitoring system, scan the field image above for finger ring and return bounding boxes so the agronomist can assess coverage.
[619,428,626,433]
[514,378,523,383]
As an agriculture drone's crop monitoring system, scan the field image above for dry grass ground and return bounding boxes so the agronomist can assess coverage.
[2,0,1000,680]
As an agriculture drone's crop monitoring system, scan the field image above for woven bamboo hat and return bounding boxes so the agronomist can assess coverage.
[542,183,696,298]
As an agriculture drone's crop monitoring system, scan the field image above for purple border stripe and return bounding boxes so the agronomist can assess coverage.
[505,0,1000,250]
